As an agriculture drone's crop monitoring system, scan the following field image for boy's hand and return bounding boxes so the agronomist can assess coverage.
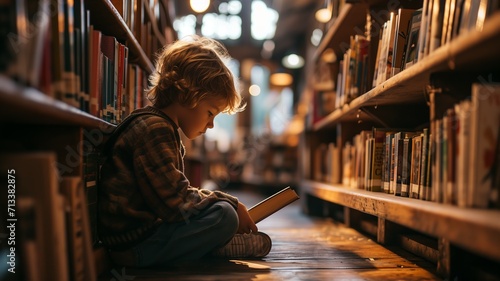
[236,202,258,234]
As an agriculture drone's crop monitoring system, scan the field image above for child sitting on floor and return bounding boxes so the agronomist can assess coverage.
[98,35,271,268]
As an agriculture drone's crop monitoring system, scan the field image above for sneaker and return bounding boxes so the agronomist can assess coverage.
[212,231,272,258]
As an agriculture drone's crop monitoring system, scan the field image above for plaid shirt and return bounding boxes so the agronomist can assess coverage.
[98,106,238,250]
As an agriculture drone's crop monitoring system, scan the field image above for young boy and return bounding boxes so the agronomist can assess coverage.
[98,35,271,268]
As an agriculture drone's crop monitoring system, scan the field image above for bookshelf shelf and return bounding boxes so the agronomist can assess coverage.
[86,0,155,73]
[0,75,115,130]
[312,11,500,132]
[302,180,500,262]
[301,1,500,278]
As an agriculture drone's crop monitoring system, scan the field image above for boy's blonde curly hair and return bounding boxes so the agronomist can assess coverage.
[146,35,245,114]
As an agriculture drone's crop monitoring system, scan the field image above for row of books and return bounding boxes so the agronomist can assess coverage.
[314,129,426,195]
[0,152,96,281]
[90,29,148,123]
[415,0,498,66]
[313,82,500,209]
[331,0,499,109]
[309,89,336,125]
[0,0,155,124]
[110,0,173,60]
[432,83,500,209]
[337,34,369,105]
[372,8,414,88]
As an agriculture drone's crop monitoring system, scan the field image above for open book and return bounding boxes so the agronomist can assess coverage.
[248,186,300,223]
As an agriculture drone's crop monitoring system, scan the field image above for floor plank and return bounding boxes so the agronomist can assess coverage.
[98,187,442,281]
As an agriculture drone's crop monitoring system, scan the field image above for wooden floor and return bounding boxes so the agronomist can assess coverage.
[98,187,442,281]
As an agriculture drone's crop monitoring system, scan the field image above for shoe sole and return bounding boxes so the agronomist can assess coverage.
[213,232,272,258]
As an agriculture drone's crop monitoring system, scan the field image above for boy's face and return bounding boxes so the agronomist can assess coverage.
[178,97,226,139]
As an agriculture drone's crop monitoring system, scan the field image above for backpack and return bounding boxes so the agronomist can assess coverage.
[99,109,170,157]
[88,109,170,246]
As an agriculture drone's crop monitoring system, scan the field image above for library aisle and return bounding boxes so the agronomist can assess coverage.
[97,186,440,281]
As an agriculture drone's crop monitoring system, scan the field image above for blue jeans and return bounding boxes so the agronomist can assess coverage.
[109,201,238,267]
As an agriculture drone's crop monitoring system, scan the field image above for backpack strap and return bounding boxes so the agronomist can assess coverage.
[99,108,170,155]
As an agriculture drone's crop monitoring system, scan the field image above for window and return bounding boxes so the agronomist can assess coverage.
[250,0,278,40]
[269,87,293,136]
[173,0,278,42]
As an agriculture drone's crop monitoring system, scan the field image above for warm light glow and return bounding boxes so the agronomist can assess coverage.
[249,84,261,96]
[190,0,210,13]
[297,102,308,115]
[321,48,337,63]
[286,117,304,135]
[230,260,270,269]
[315,8,331,23]
[286,134,299,147]
[270,73,293,86]
[282,54,304,69]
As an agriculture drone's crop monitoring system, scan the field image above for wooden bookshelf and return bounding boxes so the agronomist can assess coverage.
[0,0,175,279]
[302,180,500,262]
[0,75,115,130]
[312,11,500,131]
[301,1,500,279]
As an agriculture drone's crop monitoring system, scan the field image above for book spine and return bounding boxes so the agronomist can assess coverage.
[410,134,423,199]
[383,133,394,193]
[371,129,386,192]
[419,128,430,200]
[401,136,412,197]
[446,107,457,205]
[469,83,500,208]
[456,100,471,207]
[394,136,405,196]
[433,118,443,203]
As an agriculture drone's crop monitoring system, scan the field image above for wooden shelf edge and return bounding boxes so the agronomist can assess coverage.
[0,75,115,131]
[302,180,500,262]
[312,12,500,132]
